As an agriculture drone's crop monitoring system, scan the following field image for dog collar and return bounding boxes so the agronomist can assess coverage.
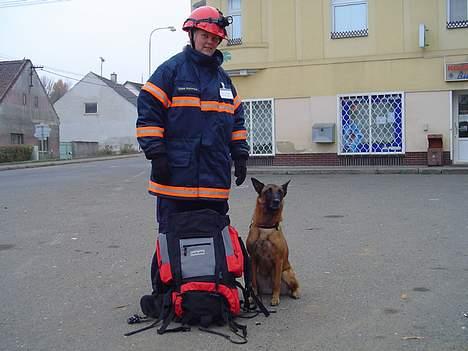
[256,223,279,230]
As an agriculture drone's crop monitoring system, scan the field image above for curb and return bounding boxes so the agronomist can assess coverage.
[247,166,468,175]
[1,154,468,174]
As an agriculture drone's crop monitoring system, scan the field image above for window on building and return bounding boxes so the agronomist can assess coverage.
[23,93,27,105]
[331,0,368,39]
[338,93,404,154]
[227,0,242,45]
[192,0,206,9]
[10,133,24,144]
[244,99,274,156]
[84,102,98,114]
[34,96,39,108]
[447,0,468,28]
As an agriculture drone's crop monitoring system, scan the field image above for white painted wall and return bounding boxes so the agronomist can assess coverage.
[55,73,138,151]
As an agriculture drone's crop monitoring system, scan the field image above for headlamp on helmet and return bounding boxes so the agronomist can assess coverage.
[182,6,232,40]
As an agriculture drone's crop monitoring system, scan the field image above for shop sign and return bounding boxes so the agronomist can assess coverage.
[445,62,468,82]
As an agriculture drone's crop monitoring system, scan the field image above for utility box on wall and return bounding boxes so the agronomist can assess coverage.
[427,134,443,166]
[312,123,335,143]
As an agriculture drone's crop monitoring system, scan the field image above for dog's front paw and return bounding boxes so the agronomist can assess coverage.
[291,289,300,299]
[270,295,280,306]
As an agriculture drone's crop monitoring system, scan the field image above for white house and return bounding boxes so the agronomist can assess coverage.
[55,72,139,152]
[123,81,143,97]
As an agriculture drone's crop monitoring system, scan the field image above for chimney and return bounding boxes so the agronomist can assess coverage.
[110,72,117,83]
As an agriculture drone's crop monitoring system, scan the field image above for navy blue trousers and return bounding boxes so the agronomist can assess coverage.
[155,197,229,233]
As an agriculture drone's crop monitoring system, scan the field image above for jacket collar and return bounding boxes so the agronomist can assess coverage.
[184,45,223,67]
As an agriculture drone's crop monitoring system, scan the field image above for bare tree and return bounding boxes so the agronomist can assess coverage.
[40,77,70,103]
[40,75,54,96]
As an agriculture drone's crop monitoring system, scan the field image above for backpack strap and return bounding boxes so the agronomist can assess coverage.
[199,313,248,344]
[156,290,183,334]
[237,238,270,317]
[124,318,162,337]
[125,289,178,337]
[198,323,248,345]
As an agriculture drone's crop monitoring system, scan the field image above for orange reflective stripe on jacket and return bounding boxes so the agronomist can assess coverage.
[170,97,236,115]
[231,130,247,141]
[136,126,164,138]
[148,181,230,200]
[200,101,235,114]
[172,96,201,108]
[233,95,241,110]
[142,82,171,108]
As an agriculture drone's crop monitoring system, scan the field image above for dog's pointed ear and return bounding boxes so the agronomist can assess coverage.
[251,177,265,195]
[282,180,291,197]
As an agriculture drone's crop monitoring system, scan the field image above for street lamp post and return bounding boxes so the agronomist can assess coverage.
[99,57,105,77]
[148,26,176,78]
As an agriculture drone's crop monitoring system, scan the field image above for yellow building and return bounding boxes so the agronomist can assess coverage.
[192,0,468,165]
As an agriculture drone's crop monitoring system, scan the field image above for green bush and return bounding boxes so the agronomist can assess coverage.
[0,145,34,163]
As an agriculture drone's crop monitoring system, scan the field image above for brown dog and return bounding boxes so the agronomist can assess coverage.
[246,177,300,306]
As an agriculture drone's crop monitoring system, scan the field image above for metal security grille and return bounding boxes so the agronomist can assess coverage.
[447,20,468,28]
[331,28,368,39]
[338,93,404,154]
[244,99,274,156]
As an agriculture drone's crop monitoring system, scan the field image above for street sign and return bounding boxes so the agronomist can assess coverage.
[34,123,51,141]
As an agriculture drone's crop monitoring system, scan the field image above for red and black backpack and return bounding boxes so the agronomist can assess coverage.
[125,209,269,343]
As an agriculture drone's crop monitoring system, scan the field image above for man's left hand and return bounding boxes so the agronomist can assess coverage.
[234,158,247,186]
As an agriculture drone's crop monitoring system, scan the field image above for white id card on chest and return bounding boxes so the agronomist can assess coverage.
[219,87,234,99]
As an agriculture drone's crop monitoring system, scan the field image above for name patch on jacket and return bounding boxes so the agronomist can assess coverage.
[177,87,200,94]
[219,82,233,99]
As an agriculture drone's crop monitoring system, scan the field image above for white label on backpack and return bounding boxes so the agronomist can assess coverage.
[190,249,206,257]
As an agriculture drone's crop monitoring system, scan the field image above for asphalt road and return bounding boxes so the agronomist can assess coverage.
[0,157,467,351]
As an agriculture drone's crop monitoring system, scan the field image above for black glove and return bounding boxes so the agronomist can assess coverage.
[151,154,170,183]
[234,158,247,186]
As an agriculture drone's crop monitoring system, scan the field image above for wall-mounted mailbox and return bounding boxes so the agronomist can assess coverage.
[312,123,335,143]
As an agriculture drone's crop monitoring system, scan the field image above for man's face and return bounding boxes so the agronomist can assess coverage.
[192,29,222,56]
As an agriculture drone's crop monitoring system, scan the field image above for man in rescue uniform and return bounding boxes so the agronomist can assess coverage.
[136,6,249,302]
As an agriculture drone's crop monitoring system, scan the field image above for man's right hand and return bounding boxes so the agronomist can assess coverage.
[152,154,170,183]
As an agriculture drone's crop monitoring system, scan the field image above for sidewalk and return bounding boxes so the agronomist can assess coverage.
[0,153,141,171]
[1,153,468,174]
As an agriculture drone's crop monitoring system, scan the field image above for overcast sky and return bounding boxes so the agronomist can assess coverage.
[0,0,190,85]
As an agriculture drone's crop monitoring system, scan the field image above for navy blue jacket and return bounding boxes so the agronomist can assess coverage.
[137,46,249,201]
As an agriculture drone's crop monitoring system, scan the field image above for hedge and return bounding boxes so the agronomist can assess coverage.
[0,145,34,163]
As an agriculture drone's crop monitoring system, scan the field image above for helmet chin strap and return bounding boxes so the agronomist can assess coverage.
[189,29,196,49]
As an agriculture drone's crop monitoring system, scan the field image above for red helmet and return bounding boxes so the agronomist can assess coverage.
[182,6,232,40]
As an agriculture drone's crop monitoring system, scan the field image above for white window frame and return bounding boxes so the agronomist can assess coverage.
[84,102,98,115]
[331,0,368,38]
[227,0,242,45]
[447,0,468,27]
